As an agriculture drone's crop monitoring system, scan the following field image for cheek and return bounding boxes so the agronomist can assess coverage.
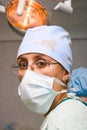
[49,67,65,91]
[35,68,51,76]
[47,67,61,78]
[18,70,26,81]
[54,67,65,80]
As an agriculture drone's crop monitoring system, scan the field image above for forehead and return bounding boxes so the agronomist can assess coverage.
[17,53,55,61]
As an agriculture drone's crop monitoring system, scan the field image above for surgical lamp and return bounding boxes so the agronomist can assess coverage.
[0,0,73,33]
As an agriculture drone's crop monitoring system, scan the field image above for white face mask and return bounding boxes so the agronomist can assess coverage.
[18,70,67,114]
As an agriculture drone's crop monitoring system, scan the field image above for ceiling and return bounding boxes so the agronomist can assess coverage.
[0,0,87,41]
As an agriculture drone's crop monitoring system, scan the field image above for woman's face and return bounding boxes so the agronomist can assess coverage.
[17,53,68,91]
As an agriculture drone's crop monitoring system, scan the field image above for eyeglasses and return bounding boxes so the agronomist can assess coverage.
[11,60,58,74]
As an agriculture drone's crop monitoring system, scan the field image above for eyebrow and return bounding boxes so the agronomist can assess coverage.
[17,54,50,62]
[17,57,27,62]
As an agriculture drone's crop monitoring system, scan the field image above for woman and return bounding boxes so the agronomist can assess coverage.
[12,25,87,130]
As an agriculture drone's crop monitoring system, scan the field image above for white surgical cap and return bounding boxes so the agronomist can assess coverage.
[17,25,72,73]
[69,67,87,96]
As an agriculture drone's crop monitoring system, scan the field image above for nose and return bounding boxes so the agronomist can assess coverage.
[18,63,35,81]
[18,65,34,81]
[27,63,35,71]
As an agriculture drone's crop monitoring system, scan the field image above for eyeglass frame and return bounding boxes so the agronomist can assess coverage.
[11,60,58,74]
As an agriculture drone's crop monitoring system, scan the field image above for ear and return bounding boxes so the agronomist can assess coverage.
[63,70,70,83]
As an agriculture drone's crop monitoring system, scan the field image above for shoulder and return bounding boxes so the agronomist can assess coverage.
[54,98,87,118]
[41,98,87,130]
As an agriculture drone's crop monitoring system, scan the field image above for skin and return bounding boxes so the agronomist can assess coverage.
[17,53,70,116]
[80,97,87,103]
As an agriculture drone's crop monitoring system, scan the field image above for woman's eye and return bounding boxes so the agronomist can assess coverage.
[36,61,48,68]
[19,62,28,69]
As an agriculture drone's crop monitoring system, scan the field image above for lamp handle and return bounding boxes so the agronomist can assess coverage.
[16,0,26,16]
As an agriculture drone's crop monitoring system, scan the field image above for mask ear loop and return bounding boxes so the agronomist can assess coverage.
[54,77,66,87]
[67,77,78,93]
[53,78,68,95]
[48,64,67,87]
